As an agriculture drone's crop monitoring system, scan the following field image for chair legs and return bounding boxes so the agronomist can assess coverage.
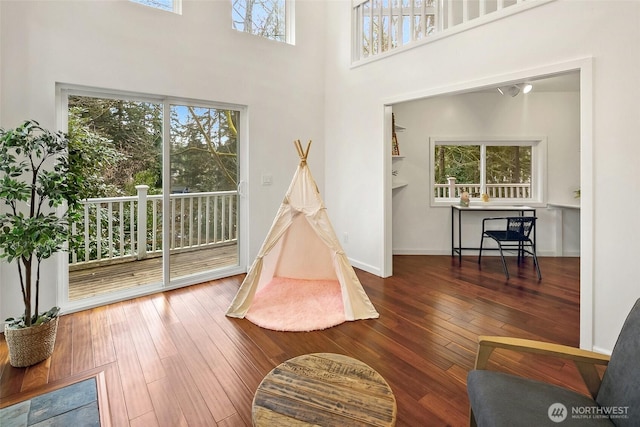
[531,245,542,280]
[479,237,541,280]
[479,234,510,278]
[497,244,510,279]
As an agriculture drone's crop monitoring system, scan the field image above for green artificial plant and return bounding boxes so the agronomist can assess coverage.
[0,120,83,328]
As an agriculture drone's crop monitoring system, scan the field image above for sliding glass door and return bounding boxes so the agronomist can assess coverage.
[62,88,244,306]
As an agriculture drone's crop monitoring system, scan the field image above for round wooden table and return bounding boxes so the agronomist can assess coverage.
[252,353,396,426]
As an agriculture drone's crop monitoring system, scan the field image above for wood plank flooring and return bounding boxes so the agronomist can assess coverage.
[1,255,582,426]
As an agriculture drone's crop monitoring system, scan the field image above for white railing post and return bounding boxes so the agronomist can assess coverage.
[447,176,457,198]
[136,185,149,260]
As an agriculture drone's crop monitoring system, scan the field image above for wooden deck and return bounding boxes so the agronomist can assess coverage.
[69,244,238,300]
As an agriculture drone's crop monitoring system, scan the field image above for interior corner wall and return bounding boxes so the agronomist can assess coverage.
[391,90,580,256]
[0,0,326,324]
[324,0,640,352]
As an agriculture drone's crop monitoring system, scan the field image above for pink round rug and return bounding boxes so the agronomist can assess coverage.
[245,277,346,331]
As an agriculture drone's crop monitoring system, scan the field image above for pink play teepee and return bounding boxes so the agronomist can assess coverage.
[225,140,379,331]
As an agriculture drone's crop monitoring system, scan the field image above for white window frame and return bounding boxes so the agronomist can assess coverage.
[231,0,295,45]
[129,0,182,14]
[429,136,547,207]
[55,84,248,314]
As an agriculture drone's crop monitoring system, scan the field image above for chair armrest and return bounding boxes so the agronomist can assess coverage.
[474,335,610,398]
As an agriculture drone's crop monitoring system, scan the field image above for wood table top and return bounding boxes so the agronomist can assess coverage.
[252,353,397,426]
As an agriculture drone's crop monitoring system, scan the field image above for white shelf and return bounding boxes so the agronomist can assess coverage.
[392,180,408,189]
[392,124,406,189]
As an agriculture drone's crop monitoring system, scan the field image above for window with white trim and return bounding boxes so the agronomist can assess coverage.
[130,0,181,14]
[429,137,547,205]
[232,0,294,44]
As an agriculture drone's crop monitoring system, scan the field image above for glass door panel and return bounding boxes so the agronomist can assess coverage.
[67,95,164,301]
[168,105,240,281]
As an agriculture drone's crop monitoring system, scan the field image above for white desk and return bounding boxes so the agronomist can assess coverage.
[451,204,537,262]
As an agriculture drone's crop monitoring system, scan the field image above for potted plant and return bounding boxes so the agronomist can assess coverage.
[0,120,83,367]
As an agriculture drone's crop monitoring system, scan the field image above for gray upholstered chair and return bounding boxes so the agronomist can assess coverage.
[467,298,640,426]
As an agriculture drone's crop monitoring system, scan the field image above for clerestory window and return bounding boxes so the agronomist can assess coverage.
[232,0,295,44]
[430,137,547,205]
[130,0,181,14]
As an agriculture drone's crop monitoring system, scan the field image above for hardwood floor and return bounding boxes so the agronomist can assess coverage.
[1,255,583,426]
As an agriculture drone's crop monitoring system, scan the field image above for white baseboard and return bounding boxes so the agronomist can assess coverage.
[592,345,613,356]
[392,249,448,255]
[349,258,381,276]
[392,248,580,257]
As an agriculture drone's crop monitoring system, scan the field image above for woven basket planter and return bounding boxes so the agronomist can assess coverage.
[4,317,59,368]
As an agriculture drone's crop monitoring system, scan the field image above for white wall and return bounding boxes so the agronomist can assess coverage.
[324,0,640,352]
[0,0,326,324]
[391,90,580,256]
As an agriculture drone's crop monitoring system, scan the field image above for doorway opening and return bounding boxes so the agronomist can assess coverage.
[383,59,593,348]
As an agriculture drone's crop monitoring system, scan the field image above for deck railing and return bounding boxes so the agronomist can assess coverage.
[434,177,531,199]
[353,0,538,61]
[69,186,238,267]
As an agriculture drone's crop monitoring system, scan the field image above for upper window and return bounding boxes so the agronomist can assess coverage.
[430,137,547,205]
[232,0,294,44]
[130,0,181,13]
[353,0,437,60]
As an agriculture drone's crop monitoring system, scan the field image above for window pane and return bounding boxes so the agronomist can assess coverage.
[486,146,531,184]
[486,146,532,199]
[130,0,174,12]
[232,0,286,42]
[169,105,239,280]
[68,96,163,197]
[170,106,239,192]
[67,96,164,299]
[434,145,480,198]
[434,145,480,184]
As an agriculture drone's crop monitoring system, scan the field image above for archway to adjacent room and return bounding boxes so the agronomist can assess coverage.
[382,58,594,349]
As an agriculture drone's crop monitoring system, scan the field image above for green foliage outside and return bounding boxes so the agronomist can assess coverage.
[434,145,531,186]
[66,96,239,264]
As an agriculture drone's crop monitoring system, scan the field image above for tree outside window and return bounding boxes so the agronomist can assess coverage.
[432,140,537,202]
[232,0,289,43]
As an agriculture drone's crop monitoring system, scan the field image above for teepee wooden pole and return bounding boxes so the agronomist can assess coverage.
[294,140,312,163]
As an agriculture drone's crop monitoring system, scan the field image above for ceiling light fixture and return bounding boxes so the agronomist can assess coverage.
[496,83,533,97]
[506,85,521,97]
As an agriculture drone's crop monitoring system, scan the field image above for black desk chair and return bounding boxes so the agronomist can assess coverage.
[478,216,541,280]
